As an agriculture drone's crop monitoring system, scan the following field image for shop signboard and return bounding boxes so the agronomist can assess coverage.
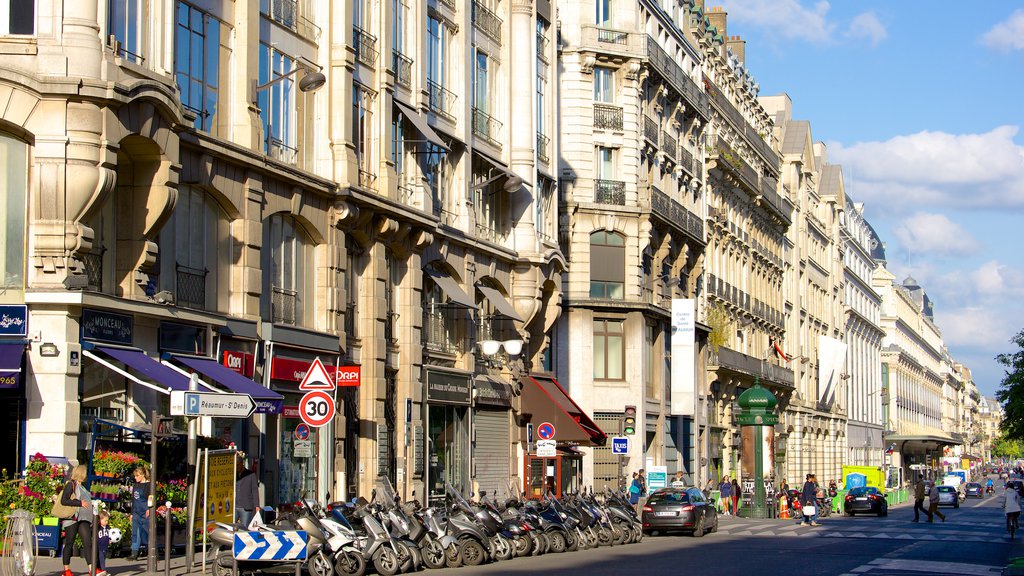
[426,370,472,405]
[0,305,28,337]
[82,309,133,345]
[222,350,256,378]
[646,465,668,496]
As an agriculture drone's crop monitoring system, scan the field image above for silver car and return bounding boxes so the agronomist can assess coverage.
[934,485,959,508]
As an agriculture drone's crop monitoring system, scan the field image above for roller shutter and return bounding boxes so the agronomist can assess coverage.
[473,408,510,497]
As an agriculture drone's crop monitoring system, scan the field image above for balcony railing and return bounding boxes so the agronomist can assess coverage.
[267,0,321,42]
[358,169,377,190]
[472,107,501,147]
[537,32,549,64]
[537,132,550,163]
[580,26,645,58]
[680,146,696,176]
[81,251,103,290]
[272,286,298,325]
[662,132,677,161]
[472,0,502,44]
[644,115,659,145]
[176,265,207,310]
[427,80,457,121]
[267,136,298,164]
[423,309,461,355]
[353,26,378,67]
[650,187,704,241]
[392,50,412,88]
[593,103,623,130]
[597,28,628,44]
[595,179,625,205]
[644,35,709,119]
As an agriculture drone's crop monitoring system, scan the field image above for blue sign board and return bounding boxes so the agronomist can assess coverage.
[82,309,133,345]
[0,305,27,337]
[611,436,629,455]
[234,531,308,561]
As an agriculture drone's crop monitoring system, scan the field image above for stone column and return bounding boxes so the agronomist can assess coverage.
[24,310,81,460]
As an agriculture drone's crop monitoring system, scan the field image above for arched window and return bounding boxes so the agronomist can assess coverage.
[263,214,315,327]
[590,230,624,298]
[158,187,231,311]
[0,133,27,293]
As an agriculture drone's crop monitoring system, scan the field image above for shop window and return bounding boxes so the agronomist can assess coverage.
[589,230,624,298]
[263,214,315,327]
[427,403,468,503]
[0,133,26,293]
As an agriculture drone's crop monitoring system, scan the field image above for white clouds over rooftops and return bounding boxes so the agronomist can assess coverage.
[891,213,981,257]
[846,11,887,46]
[981,9,1024,52]
[828,126,1024,210]
[721,1,886,46]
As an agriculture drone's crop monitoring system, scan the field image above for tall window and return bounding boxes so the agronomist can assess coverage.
[258,44,297,162]
[473,50,490,113]
[1,0,33,34]
[427,17,446,87]
[391,110,406,180]
[0,133,26,293]
[427,145,450,222]
[589,230,624,298]
[344,236,360,338]
[353,84,375,188]
[392,0,407,54]
[160,187,229,311]
[264,214,314,327]
[595,0,611,27]
[175,2,221,133]
[594,318,624,381]
[108,0,142,62]
[596,146,615,179]
[593,67,614,103]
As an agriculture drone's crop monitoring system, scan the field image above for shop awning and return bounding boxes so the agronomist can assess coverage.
[477,286,523,321]
[170,355,284,415]
[474,375,514,408]
[0,343,25,389]
[424,269,477,309]
[84,346,193,395]
[522,375,606,446]
[395,100,450,152]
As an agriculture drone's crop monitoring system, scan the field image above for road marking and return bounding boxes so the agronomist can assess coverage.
[863,558,1001,575]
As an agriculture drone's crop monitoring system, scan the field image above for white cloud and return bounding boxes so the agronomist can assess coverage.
[722,0,835,43]
[846,11,887,46]
[981,9,1024,53]
[970,261,1024,298]
[891,213,981,257]
[935,306,1013,350]
[829,126,1024,211]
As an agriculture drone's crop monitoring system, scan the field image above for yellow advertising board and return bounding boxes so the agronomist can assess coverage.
[199,450,236,524]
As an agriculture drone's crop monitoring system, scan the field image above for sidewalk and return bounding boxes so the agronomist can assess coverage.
[35,551,212,576]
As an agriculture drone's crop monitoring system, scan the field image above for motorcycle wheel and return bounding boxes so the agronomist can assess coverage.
[459,539,487,566]
[565,531,579,552]
[586,530,598,548]
[212,550,232,576]
[492,536,514,561]
[396,542,417,573]
[597,526,614,547]
[631,524,644,543]
[373,548,401,576]
[611,522,628,546]
[422,538,447,570]
[512,534,533,557]
[443,544,462,568]
[334,550,366,576]
[531,532,547,556]
[309,551,335,576]
[547,531,567,554]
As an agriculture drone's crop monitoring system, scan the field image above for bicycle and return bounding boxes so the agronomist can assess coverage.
[1008,511,1019,539]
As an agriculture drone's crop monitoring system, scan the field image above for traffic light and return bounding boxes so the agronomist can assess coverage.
[623,405,637,435]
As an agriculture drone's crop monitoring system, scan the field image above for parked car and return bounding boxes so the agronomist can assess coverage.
[641,487,719,537]
[965,482,984,498]
[842,486,888,517]
[934,485,959,508]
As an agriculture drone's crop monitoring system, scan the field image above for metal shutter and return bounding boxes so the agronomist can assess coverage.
[473,409,511,497]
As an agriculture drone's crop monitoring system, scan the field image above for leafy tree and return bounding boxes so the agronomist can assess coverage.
[993,434,1024,460]
[996,329,1024,439]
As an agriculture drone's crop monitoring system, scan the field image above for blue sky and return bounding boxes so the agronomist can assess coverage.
[716,1,1024,397]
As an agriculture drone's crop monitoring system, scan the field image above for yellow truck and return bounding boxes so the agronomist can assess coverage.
[841,465,887,491]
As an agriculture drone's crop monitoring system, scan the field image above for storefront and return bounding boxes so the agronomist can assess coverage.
[472,375,514,496]
[0,305,28,472]
[519,375,606,498]
[425,368,471,503]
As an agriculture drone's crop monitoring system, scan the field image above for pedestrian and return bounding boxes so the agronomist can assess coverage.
[60,464,94,576]
[1005,482,1021,539]
[927,482,946,523]
[130,466,152,560]
[637,469,647,495]
[628,472,642,510]
[671,470,686,488]
[913,474,932,522]
[731,477,741,516]
[719,475,732,515]
[96,510,111,576]
[800,473,819,526]
[236,456,260,527]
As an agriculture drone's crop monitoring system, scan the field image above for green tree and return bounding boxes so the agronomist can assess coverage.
[996,329,1024,439]
[993,434,1024,460]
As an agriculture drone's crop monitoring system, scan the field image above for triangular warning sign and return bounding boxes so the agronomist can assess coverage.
[299,357,335,391]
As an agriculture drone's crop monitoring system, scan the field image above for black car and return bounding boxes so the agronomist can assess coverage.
[843,486,888,517]
[641,487,719,537]
[965,482,984,498]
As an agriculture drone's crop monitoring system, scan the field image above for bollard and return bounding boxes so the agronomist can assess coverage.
[164,501,172,576]
[90,502,99,576]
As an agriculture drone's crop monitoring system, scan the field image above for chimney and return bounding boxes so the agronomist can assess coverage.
[727,35,745,64]
[707,6,727,38]
[692,0,705,10]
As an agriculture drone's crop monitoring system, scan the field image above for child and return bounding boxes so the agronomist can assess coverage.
[130,467,151,561]
[96,511,111,576]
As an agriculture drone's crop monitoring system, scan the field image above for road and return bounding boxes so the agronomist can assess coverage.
[424,493,1012,576]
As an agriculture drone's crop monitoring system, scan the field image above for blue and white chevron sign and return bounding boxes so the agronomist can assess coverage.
[233,531,308,561]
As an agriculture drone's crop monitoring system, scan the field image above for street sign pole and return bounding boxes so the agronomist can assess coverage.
[186,373,198,568]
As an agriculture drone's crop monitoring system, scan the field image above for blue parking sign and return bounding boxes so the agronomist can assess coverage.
[612,436,629,454]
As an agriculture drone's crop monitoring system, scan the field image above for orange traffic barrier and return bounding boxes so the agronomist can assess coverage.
[779,494,790,519]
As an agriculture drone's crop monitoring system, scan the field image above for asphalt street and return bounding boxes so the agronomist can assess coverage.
[32,491,1018,576]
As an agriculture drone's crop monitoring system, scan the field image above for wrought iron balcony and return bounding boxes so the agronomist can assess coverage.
[644,115,659,145]
[595,179,625,205]
[267,0,321,42]
[593,103,623,130]
[472,107,502,147]
[662,132,677,161]
[537,31,549,64]
[358,169,377,190]
[392,50,412,88]
[580,26,645,59]
[649,187,704,241]
[644,35,709,119]
[272,286,298,325]
[353,26,378,67]
[427,80,457,121]
[81,251,103,290]
[679,146,696,176]
[537,132,550,164]
[175,265,207,310]
[472,0,502,44]
[423,309,462,355]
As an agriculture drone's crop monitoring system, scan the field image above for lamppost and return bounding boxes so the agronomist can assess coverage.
[735,378,778,519]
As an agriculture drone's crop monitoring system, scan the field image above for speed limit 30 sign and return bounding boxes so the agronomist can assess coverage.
[299,390,335,427]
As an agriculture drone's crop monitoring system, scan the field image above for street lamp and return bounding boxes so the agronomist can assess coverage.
[251,60,326,104]
[478,339,527,391]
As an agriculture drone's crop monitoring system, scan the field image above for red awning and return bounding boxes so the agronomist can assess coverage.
[521,375,607,447]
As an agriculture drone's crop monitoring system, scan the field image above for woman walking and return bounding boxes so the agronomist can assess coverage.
[731,477,741,516]
[718,475,732,515]
[60,464,94,576]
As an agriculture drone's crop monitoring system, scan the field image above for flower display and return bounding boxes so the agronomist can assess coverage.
[0,453,68,520]
[156,479,189,506]
[93,450,144,477]
[155,504,189,525]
